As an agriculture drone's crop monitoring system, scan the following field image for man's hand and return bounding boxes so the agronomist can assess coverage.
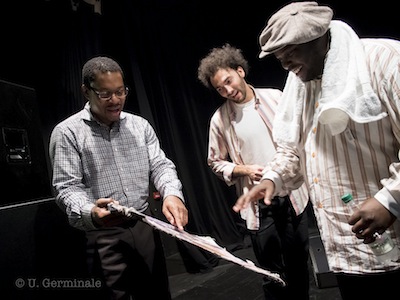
[162,196,188,231]
[233,164,265,182]
[349,197,396,243]
[233,179,275,212]
[91,198,125,227]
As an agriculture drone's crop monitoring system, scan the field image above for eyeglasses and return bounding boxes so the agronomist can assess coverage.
[90,86,129,101]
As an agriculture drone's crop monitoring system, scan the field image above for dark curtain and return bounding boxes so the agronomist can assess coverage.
[100,0,247,248]
[8,0,250,251]
[1,0,397,251]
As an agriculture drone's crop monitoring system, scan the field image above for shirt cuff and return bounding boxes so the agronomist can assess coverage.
[262,170,283,196]
[222,163,236,185]
[374,188,400,219]
[82,203,97,231]
[162,190,185,203]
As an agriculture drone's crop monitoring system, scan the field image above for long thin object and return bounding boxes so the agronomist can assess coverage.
[107,203,285,286]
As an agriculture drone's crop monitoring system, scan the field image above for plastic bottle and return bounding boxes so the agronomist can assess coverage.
[341,193,400,264]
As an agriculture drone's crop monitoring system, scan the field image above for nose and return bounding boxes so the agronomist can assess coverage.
[281,61,290,71]
[225,85,234,95]
[278,56,291,71]
[108,93,121,103]
[275,52,290,71]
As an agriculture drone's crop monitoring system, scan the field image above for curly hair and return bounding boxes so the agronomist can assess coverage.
[197,43,249,89]
[82,56,124,87]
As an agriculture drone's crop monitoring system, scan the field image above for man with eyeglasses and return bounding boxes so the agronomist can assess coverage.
[49,56,188,299]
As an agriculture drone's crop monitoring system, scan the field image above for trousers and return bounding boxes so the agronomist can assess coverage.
[248,196,310,300]
[336,269,400,299]
[85,208,171,300]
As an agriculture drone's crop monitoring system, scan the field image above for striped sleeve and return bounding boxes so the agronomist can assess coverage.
[364,38,400,217]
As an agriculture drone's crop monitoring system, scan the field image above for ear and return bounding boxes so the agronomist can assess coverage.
[237,66,246,78]
[81,84,91,100]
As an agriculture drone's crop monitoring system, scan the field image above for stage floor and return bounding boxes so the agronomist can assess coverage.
[167,240,342,300]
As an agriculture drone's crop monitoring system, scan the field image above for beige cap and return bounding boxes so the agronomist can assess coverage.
[258,1,333,58]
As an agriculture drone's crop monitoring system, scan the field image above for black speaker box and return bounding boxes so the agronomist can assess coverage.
[0,79,52,207]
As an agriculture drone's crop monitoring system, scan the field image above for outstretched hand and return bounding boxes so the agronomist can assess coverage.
[233,179,275,212]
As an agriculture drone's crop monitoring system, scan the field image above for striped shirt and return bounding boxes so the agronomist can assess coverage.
[49,102,184,231]
[207,87,309,229]
[265,38,400,274]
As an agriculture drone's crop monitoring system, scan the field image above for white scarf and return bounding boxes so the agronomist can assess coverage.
[273,20,387,146]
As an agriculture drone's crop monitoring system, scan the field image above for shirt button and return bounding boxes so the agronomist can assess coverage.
[317,202,323,208]
[312,152,316,158]
[315,101,319,109]
[312,127,317,134]
[314,178,318,184]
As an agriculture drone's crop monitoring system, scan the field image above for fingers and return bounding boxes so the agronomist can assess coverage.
[165,210,187,231]
[233,180,274,212]
[92,198,122,227]
[233,186,264,212]
[93,198,113,218]
[233,193,250,212]
[354,228,378,244]
[263,188,274,206]
[350,212,381,244]
[171,209,188,231]
[353,221,382,242]
[163,209,178,229]
[162,197,188,231]
[349,202,382,242]
[96,197,119,208]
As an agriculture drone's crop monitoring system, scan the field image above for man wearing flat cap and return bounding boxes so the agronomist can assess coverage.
[234,1,400,299]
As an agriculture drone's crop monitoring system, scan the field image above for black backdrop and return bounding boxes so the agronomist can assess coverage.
[0,0,398,250]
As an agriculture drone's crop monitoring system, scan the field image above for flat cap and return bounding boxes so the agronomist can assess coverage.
[258,1,333,58]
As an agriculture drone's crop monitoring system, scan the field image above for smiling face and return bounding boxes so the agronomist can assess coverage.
[82,71,126,126]
[210,66,252,104]
[273,33,330,82]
